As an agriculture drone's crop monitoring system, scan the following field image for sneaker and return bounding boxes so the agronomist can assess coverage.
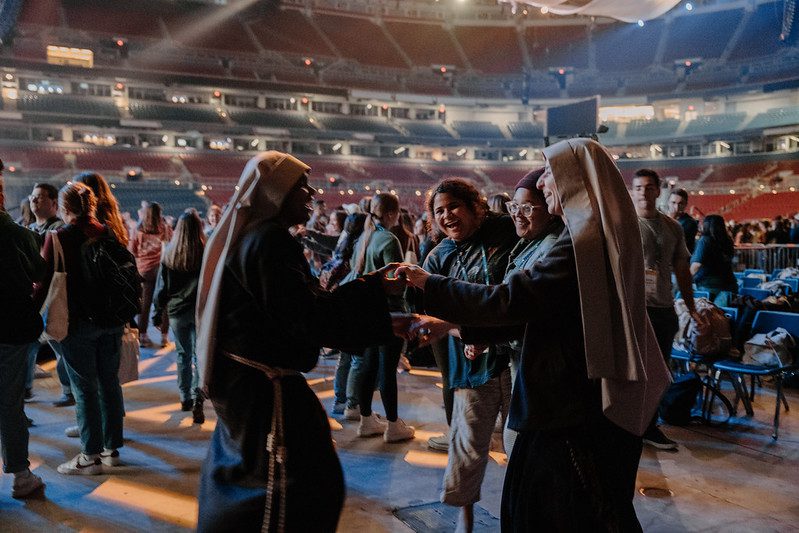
[24,388,34,401]
[57,453,102,475]
[12,469,45,499]
[53,393,76,407]
[643,427,678,451]
[357,413,388,438]
[384,419,415,443]
[64,425,80,438]
[427,433,449,452]
[344,406,360,421]
[331,402,346,416]
[26,416,34,427]
[100,448,121,467]
[180,400,193,412]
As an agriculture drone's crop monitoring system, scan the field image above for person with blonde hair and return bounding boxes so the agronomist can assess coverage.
[153,210,207,422]
[34,181,130,475]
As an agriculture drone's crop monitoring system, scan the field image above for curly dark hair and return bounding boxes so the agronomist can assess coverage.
[426,178,486,222]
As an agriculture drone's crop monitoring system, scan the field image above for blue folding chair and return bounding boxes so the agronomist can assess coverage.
[741,277,762,289]
[734,272,744,280]
[694,290,710,300]
[740,287,770,300]
[771,269,783,280]
[783,278,799,293]
[743,269,765,277]
[712,311,799,439]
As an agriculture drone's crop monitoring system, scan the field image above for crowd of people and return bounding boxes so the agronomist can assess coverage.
[0,143,791,531]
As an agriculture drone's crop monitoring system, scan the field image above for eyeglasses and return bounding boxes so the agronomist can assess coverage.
[505,201,544,217]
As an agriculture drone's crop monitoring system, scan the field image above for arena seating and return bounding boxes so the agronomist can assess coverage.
[180,152,249,180]
[451,121,504,139]
[746,106,799,130]
[230,110,315,130]
[524,25,590,69]
[248,7,334,57]
[453,26,524,74]
[71,148,178,174]
[383,21,464,68]
[397,121,453,139]
[17,94,120,118]
[625,119,680,139]
[686,193,743,216]
[593,20,665,72]
[568,73,619,97]
[318,116,401,135]
[0,146,67,171]
[16,0,61,26]
[684,65,741,91]
[111,181,208,218]
[624,70,679,95]
[481,166,530,189]
[728,1,787,61]
[701,162,772,184]
[313,13,406,68]
[726,190,799,221]
[162,9,255,53]
[683,113,747,136]
[63,1,164,38]
[663,9,744,61]
[507,122,544,140]
[129,103,224,124]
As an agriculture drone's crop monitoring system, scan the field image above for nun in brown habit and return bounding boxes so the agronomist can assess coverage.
[397,138,671,532]
[194,152,398,532]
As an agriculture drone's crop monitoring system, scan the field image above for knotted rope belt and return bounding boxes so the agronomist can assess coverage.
[222,350,302,533]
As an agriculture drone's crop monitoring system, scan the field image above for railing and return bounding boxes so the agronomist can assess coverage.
[734,245,799,272]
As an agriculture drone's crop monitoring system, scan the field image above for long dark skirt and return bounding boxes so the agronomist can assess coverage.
[501,417,643,533]
[197,373,344,532]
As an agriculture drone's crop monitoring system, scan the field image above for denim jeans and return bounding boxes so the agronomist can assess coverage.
[60,320,125,455]
[333,352,352,405]
[25,342,37,391]
[170,309,199,403]
[0,342,31,473]
[26,341,72,396]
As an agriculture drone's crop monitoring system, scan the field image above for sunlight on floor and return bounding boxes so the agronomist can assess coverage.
[90,477,198,529]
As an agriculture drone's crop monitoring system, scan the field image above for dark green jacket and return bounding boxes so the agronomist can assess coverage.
[0,211,45,343]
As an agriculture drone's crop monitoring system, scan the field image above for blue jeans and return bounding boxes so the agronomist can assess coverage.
[60,320,125,455]
[26,341,72,396]
[0,343,31,473]
[170,309,199,403]
[333,352,351,405]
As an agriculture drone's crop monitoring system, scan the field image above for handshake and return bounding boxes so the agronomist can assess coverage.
[377,262,430,294]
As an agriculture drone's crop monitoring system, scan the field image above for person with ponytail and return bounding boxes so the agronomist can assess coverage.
[345,193,416,442]
[34,181,126,476]
[152,210,207,423]
[73,172,128,247]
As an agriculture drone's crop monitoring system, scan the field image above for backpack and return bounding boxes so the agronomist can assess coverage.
[742,328,796,367]
[80,234,142,327]
[658,374,702,425]
[674,297,732,357]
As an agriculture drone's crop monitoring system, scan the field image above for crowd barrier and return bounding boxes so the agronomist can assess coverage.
[734,245,799,272]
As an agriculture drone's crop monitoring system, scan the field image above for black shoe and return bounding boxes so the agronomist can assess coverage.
[24,388,34,402]
[643,427,678,450]
[192,400,205,424]
[53,394,76,407]
[180,400,193,412]
[26,416,34,428]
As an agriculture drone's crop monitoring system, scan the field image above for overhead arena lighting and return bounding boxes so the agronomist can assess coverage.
[498,0,682,22]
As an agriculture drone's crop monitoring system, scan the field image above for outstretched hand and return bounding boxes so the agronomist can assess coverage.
[394,264,430,290]
[376,262,407,296]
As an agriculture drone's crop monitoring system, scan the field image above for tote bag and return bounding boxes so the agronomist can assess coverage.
[39,231,69,343]
[118,326,140,385]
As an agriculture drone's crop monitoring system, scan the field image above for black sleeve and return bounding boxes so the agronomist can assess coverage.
[240,227,394,359]
[423,233,576,328]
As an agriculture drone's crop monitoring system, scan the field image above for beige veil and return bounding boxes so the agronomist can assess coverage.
[195,151,310,390]
[544,138,671,436]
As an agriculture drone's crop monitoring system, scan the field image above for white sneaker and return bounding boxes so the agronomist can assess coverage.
[64,425,80,438]
[384,419,415,443]
[427,433,449,451]
[57,453,102,475]
[12,469,45,499]
[357,413,388,437]
[344,406,360,421]
[100,448,121,467]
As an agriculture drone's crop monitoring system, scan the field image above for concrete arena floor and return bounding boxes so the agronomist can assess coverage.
[2,331,798,532]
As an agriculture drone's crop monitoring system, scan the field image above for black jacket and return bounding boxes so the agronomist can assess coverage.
[0,211,45,344]
[152,263,200,320]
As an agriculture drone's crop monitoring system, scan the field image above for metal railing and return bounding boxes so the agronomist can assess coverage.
[734,245,799,272]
